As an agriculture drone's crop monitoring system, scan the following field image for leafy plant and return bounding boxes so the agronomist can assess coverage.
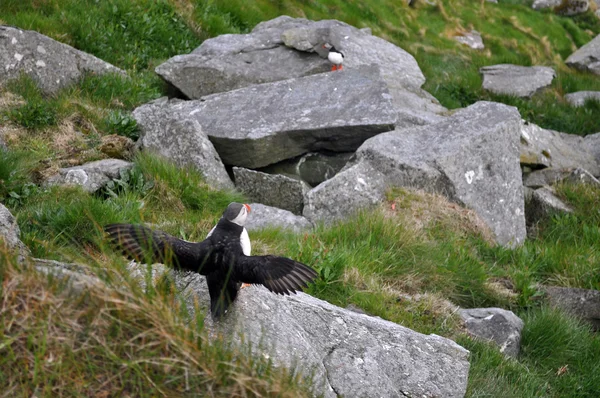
[102,166,154,198]
[103,110,140,140]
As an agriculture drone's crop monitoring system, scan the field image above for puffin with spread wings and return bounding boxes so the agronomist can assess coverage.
[105,203,318,319]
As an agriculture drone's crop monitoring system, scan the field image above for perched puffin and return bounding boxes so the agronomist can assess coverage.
[105,202,318,319]
[323,43,344,71]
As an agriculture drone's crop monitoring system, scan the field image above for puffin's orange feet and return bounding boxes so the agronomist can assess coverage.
[338,65,343,70]
[331,65,337,71]
[241,283,252,289]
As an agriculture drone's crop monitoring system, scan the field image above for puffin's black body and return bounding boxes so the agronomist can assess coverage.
[105,203,318,319]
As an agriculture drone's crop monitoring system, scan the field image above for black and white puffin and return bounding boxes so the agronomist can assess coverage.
[323,43,344,71]
[105,203,318,319]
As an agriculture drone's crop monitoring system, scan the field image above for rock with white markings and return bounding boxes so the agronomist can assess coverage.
[46,159,133,193]
[460,308,524,358]
[480,64,555,98]
[0,25,125,95]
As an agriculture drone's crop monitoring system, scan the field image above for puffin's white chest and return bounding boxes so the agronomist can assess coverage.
[328,52,344,65]
[206,226,251,255]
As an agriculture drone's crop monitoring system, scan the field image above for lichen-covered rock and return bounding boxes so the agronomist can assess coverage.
[460,307,524,358]
[480,64,555,98]
[0,25,125,95]
[46,159,133,193]
[566,34,600,75]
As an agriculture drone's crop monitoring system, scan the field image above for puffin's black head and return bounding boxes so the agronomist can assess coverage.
[322,43,342,54]
[222,202,251,226]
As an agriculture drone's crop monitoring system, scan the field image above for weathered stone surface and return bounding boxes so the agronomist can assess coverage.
[520,122,600,176]
[480,64,555,98]
[454,30,484,50]
[233,168,310,215]
[134,66,397,169]
[135,114,233,190]
[46,159,133,193]
[303,161,387,224]
[584,132,600,167]
[0,203,30,263]
[542,286,600,331]
[525,186,572,225]
[565,91,600,107]
[532,0,564,10]
[523,167,600,188]
[566,34,600,75]
[245,203,313,233]
[353,101,526,247]
[532,0,589,14]
[460,308,524,358]
[0,25,125,95]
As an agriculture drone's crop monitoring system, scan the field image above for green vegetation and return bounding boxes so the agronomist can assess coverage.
[1,0,600,396]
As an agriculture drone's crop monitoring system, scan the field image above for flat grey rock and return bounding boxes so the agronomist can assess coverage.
[46,159,133,193]
[525,186,572,225]
[0,25,125,95]
[0,203,30,263]
[352,101,526,247]
[565,91,600,107]
[136,116,233,190]
[531,0,562,9]
[566,34,600,75]
[303,161,388,224]
[542,285,600,331]
[460,307,524,358]
[134,66,397,169]
[454,30,484,50]
[480,64,555,98]
[245,203,313,233]
[519,122,600,176]
[233,167,310,215]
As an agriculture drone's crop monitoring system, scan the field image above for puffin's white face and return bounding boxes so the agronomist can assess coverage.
[230,203,251,226]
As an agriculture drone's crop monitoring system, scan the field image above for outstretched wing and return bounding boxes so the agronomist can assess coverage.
[104,223,209,272]
[233,255,318,295]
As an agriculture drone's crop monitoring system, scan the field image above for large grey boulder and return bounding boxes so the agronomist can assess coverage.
[480,64,555,98]
[542,286,600,331]
[134,66,397,169]
[245,203,313,233]
[460,308,524,358]
[233,167,310,215]
[565,91,600,107]
[135,114,234,190]
[0,203,30,263]
[519,122,600,176]
[0,25,125,95]
[349,101,526,247]
[525,186,573,225]
[566,34,600,75]
[46,159,133,194]
[303,161,387,224]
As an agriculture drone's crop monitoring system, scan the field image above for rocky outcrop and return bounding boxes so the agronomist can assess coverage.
[343,101,526,247]
[566,34,600,75]
[245,203,313,233]
[134,66,397,169]
[523,167,600,188]
[480,64,555,98]
[542,286,600,331]
[156,16,447,127]
[454,30,484,50]
[135,112,234,190]
[0,25,125,95]
[233,168,310,215]
[0,203,30,263]
[46,159,133,194]
[460,307,524,358]
[519,122,600,176]
[565,91,600,107]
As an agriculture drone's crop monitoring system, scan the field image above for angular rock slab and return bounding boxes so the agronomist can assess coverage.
[46,159,133,193]
[303,161,388,224]
[480,64,555,98]
[353,101,526,247]
[542,286,600,331]
[233,167,309,215]
[134,66,397,169]
[523,167,600,188]
[584,132,600,167]
[0,203,30,263]
[565,91,600,107]
[136,115,234,190]
[519,122,600,176]
[460,307,524,358]
[566,34,600,75]
[0,25,125,95]
[245,203,313,233]
[525,187,572,226]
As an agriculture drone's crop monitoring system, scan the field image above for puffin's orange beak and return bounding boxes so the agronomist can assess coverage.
[244,204,251,213]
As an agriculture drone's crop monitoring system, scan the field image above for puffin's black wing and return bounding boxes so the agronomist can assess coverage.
[206,271,240,319]
[104,223,209,272]
[233,255,318,295]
